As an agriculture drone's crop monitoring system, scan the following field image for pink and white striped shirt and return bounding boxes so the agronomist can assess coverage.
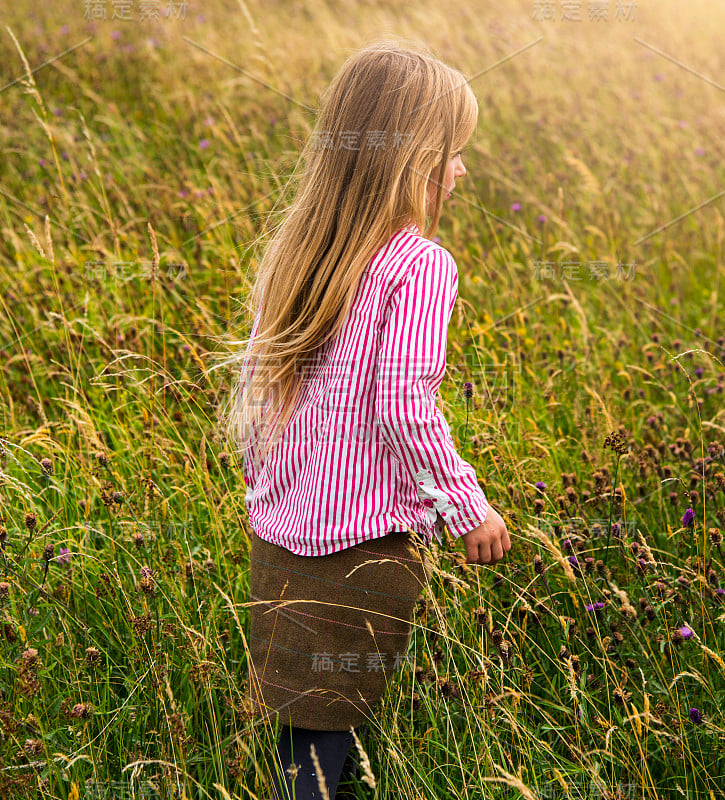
[241,221,490,556]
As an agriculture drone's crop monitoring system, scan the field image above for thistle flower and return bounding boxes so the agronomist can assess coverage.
[678,626,693,640]
[535,481,547,491]
[689,707,703,725]
[25,512,37,531]
[53,547,71,567]
[533,554,544,575]
[21,648,40,670]
[463,382,473,400]
[496,639,513,664]
[613,687,630,705]
[40,458,53,475]
[139,566,155,597]
[604,431,628,456]
[682,508,695,527]
[70,703,93,720]
[637,558,651,575]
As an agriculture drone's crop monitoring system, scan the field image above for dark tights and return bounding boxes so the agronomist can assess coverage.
[270,725,360,800]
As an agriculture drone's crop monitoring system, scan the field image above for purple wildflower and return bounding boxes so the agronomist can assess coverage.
[535,481,546,491]
[678,626,693,639]
[695,367,704,378]
[511,202,521,212]
[199,139,210,150]
[111,30,121,40]
[537,214,546,223]
[689,707,703,725]
[568,555,578,566]
[695,147,705,156]
[585,601,605,611]
[682,508,695,527]
[432,236,441,244]
[54,547,71,567]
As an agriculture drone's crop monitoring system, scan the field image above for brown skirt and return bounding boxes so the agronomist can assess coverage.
[246,527,433,731]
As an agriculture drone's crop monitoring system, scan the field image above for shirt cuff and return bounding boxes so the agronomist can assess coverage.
[414,468,489,540]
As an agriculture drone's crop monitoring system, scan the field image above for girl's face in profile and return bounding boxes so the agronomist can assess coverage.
[426,151,467,216]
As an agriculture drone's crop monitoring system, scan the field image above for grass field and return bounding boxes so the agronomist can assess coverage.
[1,0,724,797]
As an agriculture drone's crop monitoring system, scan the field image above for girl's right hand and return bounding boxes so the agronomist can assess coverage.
[460,505,511,565]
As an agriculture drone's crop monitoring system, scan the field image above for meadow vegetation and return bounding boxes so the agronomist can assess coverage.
[0,0,724,797]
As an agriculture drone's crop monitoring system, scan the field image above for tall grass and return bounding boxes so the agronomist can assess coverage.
[1,0,724,797]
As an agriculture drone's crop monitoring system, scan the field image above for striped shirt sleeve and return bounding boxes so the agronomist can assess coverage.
[375,246,489,540]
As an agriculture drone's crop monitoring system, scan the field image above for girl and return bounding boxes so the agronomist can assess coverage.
[220,38,511,800]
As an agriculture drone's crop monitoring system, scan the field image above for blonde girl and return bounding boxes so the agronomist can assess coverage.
[219,38,511,800]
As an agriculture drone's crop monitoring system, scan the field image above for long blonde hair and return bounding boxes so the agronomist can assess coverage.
[215,38,478,468]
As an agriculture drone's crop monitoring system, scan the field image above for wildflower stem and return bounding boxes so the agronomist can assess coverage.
[603,455,622,568]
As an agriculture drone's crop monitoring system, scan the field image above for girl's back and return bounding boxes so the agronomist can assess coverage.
[215,37,511,800]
